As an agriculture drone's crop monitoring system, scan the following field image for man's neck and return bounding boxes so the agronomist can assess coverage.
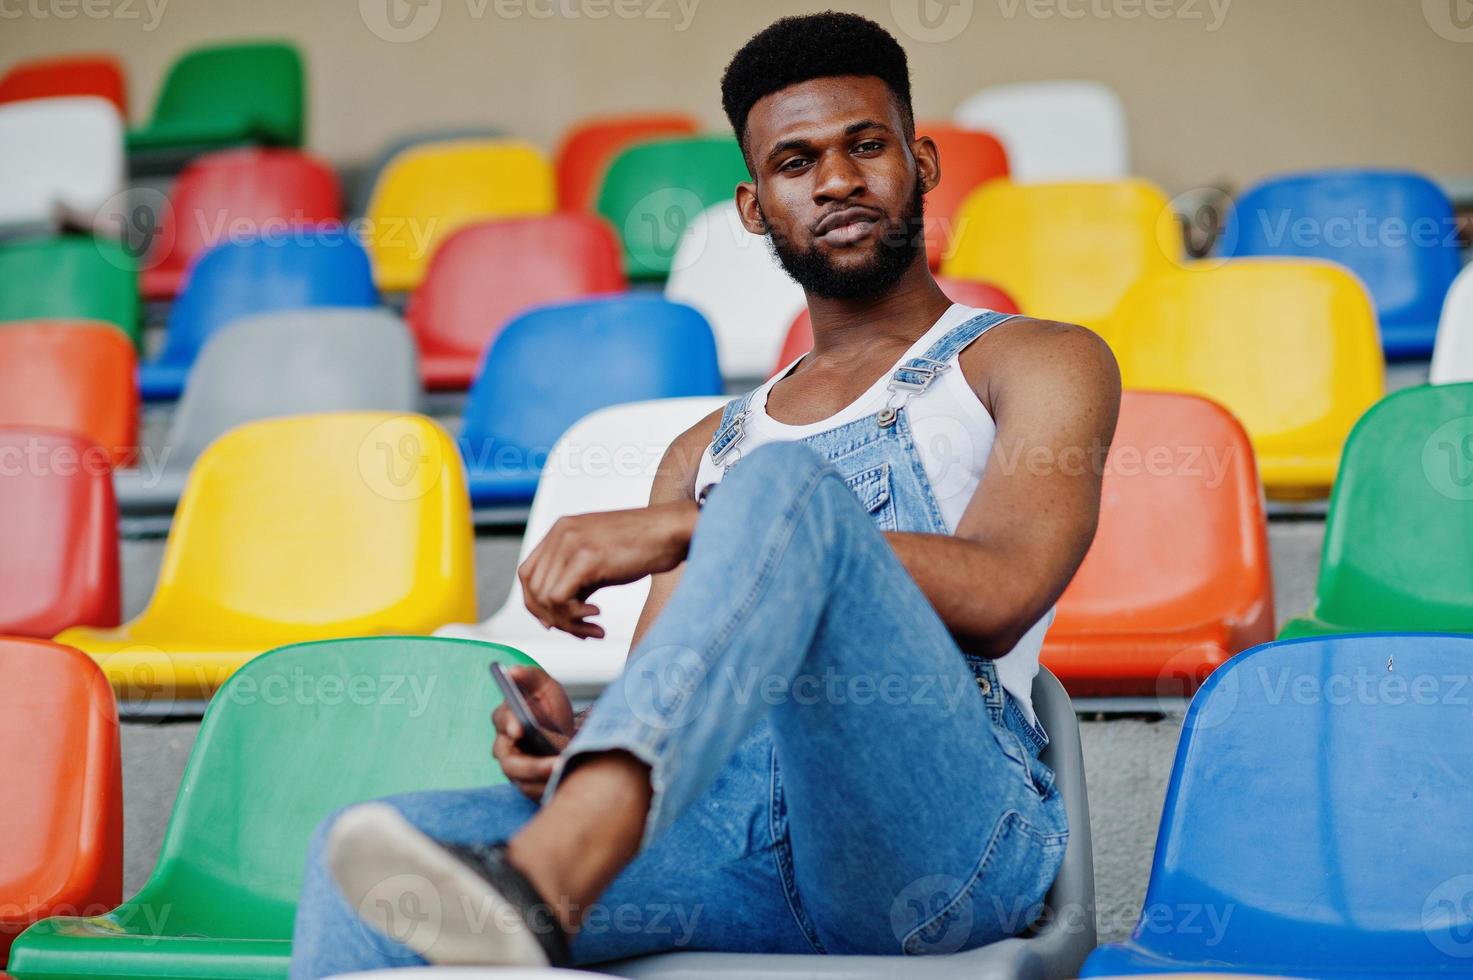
[804,259,954,358]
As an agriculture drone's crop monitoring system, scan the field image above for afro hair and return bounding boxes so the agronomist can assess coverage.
[721,12,914,161]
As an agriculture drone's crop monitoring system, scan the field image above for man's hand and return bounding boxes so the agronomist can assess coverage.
[491,665,576,801]
[519,502,698,638]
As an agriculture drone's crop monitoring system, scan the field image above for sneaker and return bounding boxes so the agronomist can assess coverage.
[326,802,573,966]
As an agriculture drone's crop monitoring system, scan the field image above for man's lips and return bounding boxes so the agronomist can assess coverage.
[813,206,885,240]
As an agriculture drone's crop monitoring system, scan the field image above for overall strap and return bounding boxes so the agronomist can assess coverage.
[709,389,757,469]
[888,309,1018,394]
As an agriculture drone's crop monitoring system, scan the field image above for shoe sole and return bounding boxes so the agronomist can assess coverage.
[326,802,551,966]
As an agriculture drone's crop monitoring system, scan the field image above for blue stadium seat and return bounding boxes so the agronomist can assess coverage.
[1083,633,1473,976]
[459,296,721,507]
[138,229,378,400]
[1221,169,1462,359]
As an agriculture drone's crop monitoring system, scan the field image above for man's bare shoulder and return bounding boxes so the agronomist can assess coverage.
[958,315,1121,417]
[650,406,726,504]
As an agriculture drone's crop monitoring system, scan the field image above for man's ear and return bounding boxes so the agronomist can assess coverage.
[735,181,768,235]
[912,135,941,196]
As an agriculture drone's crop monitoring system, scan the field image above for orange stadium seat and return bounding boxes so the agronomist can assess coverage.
[918,122,1010,268]
[0,54,127,116]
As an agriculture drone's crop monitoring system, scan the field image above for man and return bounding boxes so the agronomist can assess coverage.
[290,11,1119,974]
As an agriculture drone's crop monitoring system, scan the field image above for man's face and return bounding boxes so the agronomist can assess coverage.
[735,75,939,300]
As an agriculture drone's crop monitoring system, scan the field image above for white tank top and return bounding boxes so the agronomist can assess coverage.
[694,304,1050,724]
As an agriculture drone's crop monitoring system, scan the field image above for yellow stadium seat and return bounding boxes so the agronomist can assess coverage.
[941,178,1181,328]
[55,413,477,704]
[1099,259,1385,498]
[365,139,556,291]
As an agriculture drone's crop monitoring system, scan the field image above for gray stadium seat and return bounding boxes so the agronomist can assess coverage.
[115,308,421,515]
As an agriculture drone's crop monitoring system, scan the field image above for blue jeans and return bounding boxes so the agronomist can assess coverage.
[290,442,1068,976]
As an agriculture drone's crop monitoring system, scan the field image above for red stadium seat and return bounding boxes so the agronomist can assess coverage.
[554,112,699,212]
[0,637,122,962]
[140,147,342,299]
[0,429,120,638]
[918,123,1010,269]
[0,54,127,116]
[404,213,626,389]
[1043,391,1275,698]
[772,276,1020,375]
[0,322,137,466]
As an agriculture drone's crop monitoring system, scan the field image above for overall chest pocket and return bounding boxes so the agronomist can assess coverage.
[842,462,898,532]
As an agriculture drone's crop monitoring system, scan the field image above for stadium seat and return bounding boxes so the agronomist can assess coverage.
[365,139,556,292]
[0,54,127,115]
[1043,392,1274,698]
[1101,259,1385,497]
[114,309,420,515]
[0,430,120,638]
[0,236,139,346]
[1222,169,1463,358]
[459,297,722,508]
[138,229,378,400]
[953,80,1128,183]
[1279,383,1473,638]
[126,40,304,163]
[141,147,342,299]
[439,396,725,694]
[555,112,699,212]
[0,638,121,964]
[941,179,1180,329]
[5,636,532,979]
[349,127,504,216]
[918,122,1010,267]
[0,321,138,466]
[603,666,1095,979]
[54,413,476,704]
[772,276,1021,375]
[0,97,124,235]
[405,213,626,389]
[1428,263,1473,384]
[664,201,807,379]
[1082,634,1473,977]
[595,136,750,279]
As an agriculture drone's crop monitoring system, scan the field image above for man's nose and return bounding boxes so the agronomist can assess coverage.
[812,149,866,203]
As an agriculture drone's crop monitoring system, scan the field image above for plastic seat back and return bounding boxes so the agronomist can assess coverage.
[953,80,1128,182]
[942,179,1179,328]
[1045,392,1273,695]
[0,54,126,115]
[461,297,722,495]
[1286,383,1473,635]
[0,322,137,465]
[772,276,1020,376]
[145,230,378,399]
[142,147,341,298]
[0,638,121,961]
[1428,263,1473,384]
[365,140,556,291]
[595,136,750,279]
[555,112,699,212]
[918,123,1010,267]
[405,214,625,388]
[664,201,807,378]
[128,40,303,150]
[1102,259,1385,496]
[0,430,119,637]
[0,98,123,231]
[167,309,420,461]
[350,128,504,216]
[1082,635,1473,976]
[0,237,139,346]
[1223,169,1462,357]
[6,637,530,971]
[130,413,474,642]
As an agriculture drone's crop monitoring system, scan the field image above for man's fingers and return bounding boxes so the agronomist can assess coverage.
[498,751,558,784]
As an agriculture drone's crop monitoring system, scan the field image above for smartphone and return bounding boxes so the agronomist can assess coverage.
[489,663,560,757]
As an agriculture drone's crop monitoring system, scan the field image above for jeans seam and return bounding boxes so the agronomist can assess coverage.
[768,750,828,955]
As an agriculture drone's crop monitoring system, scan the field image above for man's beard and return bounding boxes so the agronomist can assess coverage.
[767,179,926,301]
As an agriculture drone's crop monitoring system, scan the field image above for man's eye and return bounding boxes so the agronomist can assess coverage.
[780,157,810,172]
[855,140,884,153]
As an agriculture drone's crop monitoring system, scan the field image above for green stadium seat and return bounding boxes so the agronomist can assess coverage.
[0,237,139,348]
[594,135,750,280]
[6,637,534,980]
[126,41,303,170]
[1280,382,1473,638]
